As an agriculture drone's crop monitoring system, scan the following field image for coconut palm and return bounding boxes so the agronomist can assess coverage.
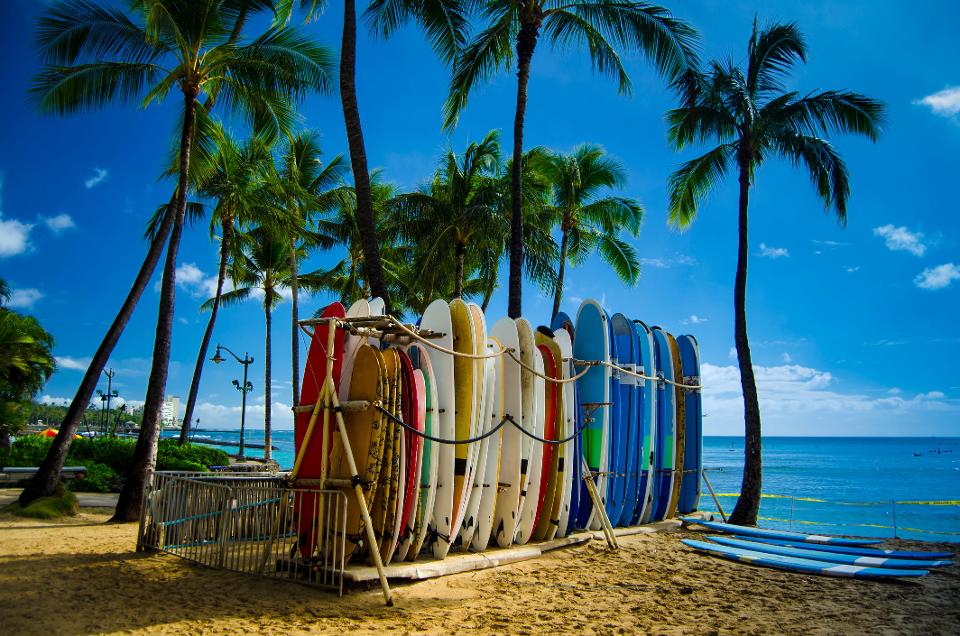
[274,132,346,406]
[444,1,698,318]
[179,132,276,444]
[544,145,644,318]
[666,20,884,524]
[281,0,473,314]
[22,0,336,519]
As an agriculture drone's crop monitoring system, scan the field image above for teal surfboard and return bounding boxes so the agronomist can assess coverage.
[741,536,954,560]
[682,539,928,579]
[706,535,953,569]
[682,517,883,546]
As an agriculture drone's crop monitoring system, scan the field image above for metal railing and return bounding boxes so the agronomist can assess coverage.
[138,471,348,594]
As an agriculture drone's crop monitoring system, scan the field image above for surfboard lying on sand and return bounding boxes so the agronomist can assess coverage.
[740,536,955,560]
[682,518,883,546]
[681,539,928,579]
[705,535,953,569]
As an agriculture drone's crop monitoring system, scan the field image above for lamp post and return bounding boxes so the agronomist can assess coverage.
[95,368,118,436]
[211,344,254,459]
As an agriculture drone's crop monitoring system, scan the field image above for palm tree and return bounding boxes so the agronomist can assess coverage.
[208,226,306,462]
[22,0,336,519]
[179,132,276,444]
[274,132,346,407]
[390,130,506,298]
[544,144,644,318]
[444,1,698,318]
[666,20,884,524]
[282,0,473,314]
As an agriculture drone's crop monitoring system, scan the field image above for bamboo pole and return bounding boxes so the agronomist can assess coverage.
[581,457,618,550]
[701,471,727,522]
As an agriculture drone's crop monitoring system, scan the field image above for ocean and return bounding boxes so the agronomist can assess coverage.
[180,430,960,542]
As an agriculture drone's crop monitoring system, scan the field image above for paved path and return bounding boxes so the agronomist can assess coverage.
[0,488,119,508]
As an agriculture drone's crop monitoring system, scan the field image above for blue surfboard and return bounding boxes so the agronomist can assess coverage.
[552,311,580,535]
[677,335,702,514]
[682,518,884,546]
[741,536,954,560]
[682,539,928,579]
[705,535,954,569]
[632,320,657,525]
[574,300,613,529]
[611,314,639,527]
[605,311,625,525]
[650,327,677,521]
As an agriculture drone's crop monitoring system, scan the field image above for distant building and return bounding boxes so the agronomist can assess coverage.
[161,395,181,427]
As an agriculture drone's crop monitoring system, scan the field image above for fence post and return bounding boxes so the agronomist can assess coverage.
[217,487,234,568]
[891,500,898,539]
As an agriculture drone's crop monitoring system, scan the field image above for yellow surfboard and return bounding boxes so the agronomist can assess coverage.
[449,299,476,541]
[371,349,403,564]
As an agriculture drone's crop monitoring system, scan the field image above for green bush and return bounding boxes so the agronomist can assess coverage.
[69,436,136,473]
[157,440,229,470]
[68,461,119,493]
[157,458,206,472]
[5,435,54,467]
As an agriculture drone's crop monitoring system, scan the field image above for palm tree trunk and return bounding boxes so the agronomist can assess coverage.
[508,19,540,319]
[454,241,466,298]
[551,218,570,319]
[341,0,390,313]
[264,299,272,462]
[18,197,176,506]
[179,218,233,444]
[289,235,300,407]
[112,90,197,522]
[480,262,498,312]
[728,161,763,526]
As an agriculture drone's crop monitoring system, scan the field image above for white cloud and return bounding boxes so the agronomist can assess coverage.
[175,262,223,299]
[914,86,960,117]
[758,243,789,259]
[914,263,959,290]
[55,356,91,371]
[728,347,737,360]
[701,361,960,435]
[84,168,109,189]
[42,213,76,233]
[888,388,902,395]
[640,253,696,269]
[683,314,708,325]
[38,395,72,406]
[7,287,43,309]
[0,218,32,257]
[811,240,849,248]
[845,265,860,273]
[193,400,293,430]
[782,352,793,363]
[873,224,927,256]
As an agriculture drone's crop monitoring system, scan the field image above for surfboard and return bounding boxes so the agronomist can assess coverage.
[329,344,387,561]
[491,319,522,548]
[420,300,456,560]
[515,345,545,545]
[650,327,676,522]
[705,535,954,569]
[404,343,440,560]
[738,536,954,560]
[448,299,478,550]
[682,518,885,546]
[367,297,385,348]
[681,539,928,579]
[514,318,538,540]
[632,320,657,525]
[677,335,702,514]
[460,354,495,548]
[611,314,639,528]
[471,349,502,552]
[666,333,686,519]
[294,301,345,559]
[459,304,490,549]
[574,300,612,530]
[532,331,561,541]
[372,349,404,564]
[392,349,422,562]
[552,329,576,538]
[552,311,580,535]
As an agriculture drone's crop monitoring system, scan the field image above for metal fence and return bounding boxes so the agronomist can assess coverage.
[138,472,348,594]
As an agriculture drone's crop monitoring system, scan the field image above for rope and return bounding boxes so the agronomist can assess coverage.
[573,358,703,390]
[505,349,592,384]
[384,316,507,360]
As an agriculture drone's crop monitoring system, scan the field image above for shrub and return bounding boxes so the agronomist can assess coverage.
[68,461,119,493]
[157,440,229,470]
[156,458,206,473]
[3,484,78,519]
[5,435,53,466]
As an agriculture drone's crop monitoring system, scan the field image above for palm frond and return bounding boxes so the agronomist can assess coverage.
[746,20,805,97]
[773,131,851,224]
[595,233,641,285]
[667,143,734,229]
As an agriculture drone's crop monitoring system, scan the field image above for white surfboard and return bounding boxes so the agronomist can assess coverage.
[473,337,504,552]
[552,329,576,539]
[490,319,522,548]
[514,318,537,533]
[421,299,456,559]
[366,297,385,348]
[338,298,370,399]
[515,346,545,545]
[461,353,497,548]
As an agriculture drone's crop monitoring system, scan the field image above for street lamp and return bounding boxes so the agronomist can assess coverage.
[95,368,118,436]
[211,344,254,459]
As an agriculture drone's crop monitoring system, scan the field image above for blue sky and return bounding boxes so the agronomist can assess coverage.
[1,1,958,436]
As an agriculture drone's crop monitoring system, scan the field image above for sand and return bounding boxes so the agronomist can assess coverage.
[0,508,957,635]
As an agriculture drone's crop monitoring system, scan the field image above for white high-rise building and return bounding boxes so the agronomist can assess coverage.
[161,395,181,427]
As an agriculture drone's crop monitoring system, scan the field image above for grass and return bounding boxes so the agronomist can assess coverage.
[2,484,79,519]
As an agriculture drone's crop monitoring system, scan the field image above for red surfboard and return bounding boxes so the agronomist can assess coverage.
[294,301,345,559]
[532,343,558,530]
[396,349,423,547]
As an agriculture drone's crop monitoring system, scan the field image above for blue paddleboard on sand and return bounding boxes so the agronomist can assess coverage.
[682,517,883,546]
[677,335,702,514]
[706,535,953,569]
[742,536,954,560]
[612,314,639,527]
[552,311,580,535]
[682,539,928,579]
[651,328,677,521]
[632,320,656,525]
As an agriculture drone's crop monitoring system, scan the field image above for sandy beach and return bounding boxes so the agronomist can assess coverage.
[0,504,957,636]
